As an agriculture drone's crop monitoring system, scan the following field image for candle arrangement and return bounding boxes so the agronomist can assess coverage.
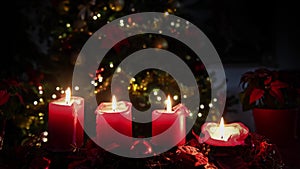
[47,87,84,152]
[47,92,249,151]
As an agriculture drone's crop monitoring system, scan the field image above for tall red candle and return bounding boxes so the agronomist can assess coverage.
[48,87,84,152]
[95,95,132,149]
[151,96,189,147]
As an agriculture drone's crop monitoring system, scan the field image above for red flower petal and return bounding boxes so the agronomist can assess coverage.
[270,88,284,104]
[0,90,10,106]
[270,80,288,89]
[249,88,265,104]
[264,76,272,85]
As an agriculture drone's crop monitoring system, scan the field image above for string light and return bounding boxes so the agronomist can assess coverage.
[173,95,178,100]
[52,94,57,99]
[109,62,114,68]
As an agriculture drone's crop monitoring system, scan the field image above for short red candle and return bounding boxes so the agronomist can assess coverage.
[95,95,132,149]
[48,88,84,152]
[198,118,249,146]
[151,96,189,147]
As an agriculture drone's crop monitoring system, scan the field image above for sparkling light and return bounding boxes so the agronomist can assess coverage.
[200,104,204,109]
[74,86,80,91]
[209,103,213,108]
[39,90,43,95]
[38,86,43,90]
[198,113,202,117]
[52,94,57,99]
[130,78,136,83]
[43,131,48,136]
[116,67,122,73]
[56,87,60,91]
[39,98,44,102]
[213,98,218,102]
[189,113,193,117]
[109,62,114,68]
[33,101,38,105]
[42,137,48,142]
[93,15,97,20]
[157,96,162,101]
[173,95,178,100]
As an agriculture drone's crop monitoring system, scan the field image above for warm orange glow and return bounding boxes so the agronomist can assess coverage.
[219,117,225,140]
[166,95,172,112]
[65,87,71,104]
[112,95,117,111]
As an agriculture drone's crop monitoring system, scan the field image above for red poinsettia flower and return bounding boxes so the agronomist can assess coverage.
[249,80,288,105]
[240,68,300,111]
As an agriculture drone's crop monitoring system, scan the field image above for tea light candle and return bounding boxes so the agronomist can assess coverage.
[151,95,189,147]
[48,87,84,152]
[95,95,132,149]
[198,117,249,146]
[209,117,240,141]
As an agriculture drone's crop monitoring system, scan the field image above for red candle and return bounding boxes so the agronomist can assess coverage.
[95,95,132,149]
[198,117,249,146]
[151,95,189,147]
[48,87,84,152]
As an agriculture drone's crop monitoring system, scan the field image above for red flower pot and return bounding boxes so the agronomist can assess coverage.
[252,108,299,146]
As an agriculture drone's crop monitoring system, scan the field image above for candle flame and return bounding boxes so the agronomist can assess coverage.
[219,117,225,140]
[65,87,71,104]
[112,95,117,111]
[166,95,172,112]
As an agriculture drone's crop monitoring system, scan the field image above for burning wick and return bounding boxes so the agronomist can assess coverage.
[219,117,225,140]
[112,95,117,112]
[65,87,71,104]
[166,95,172,112]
